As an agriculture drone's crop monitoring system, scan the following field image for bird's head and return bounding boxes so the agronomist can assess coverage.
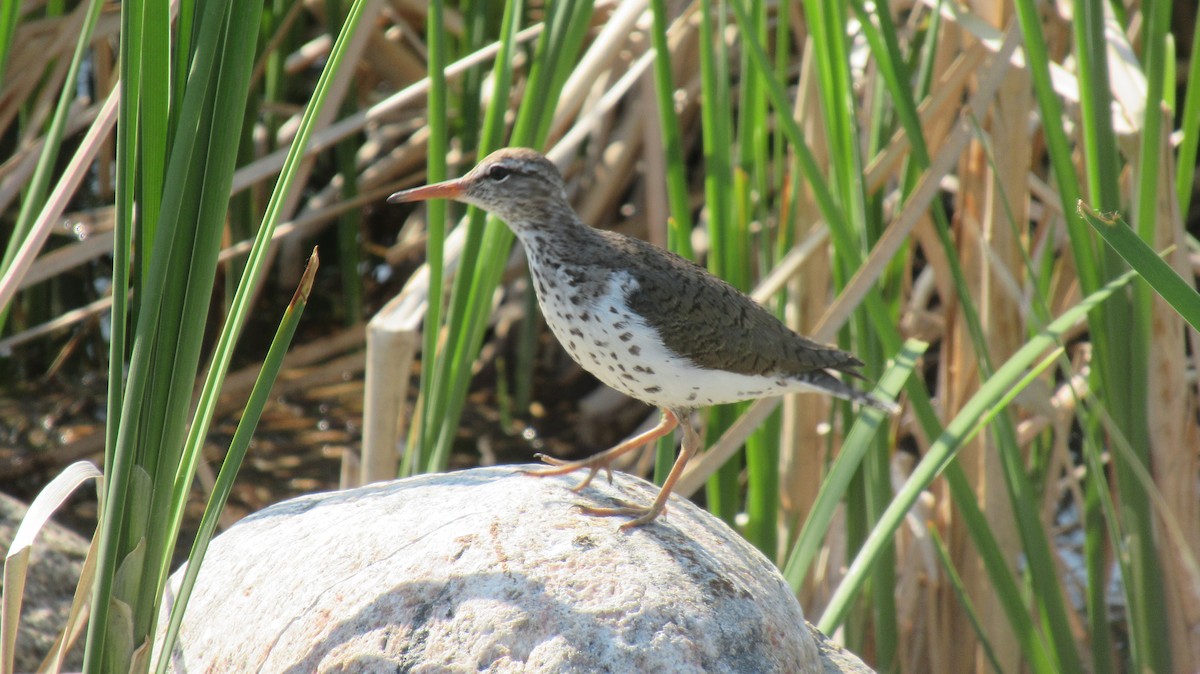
[388,148,569,227]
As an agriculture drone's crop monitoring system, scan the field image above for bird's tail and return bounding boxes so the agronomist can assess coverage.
[803,369,899,414]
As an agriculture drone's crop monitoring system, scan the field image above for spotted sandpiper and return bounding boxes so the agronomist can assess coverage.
[389,147,897,529]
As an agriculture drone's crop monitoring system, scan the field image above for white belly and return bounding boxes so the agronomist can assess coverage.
[533,269,819,410]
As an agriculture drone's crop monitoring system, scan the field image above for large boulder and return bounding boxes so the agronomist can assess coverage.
[158,465,872,673]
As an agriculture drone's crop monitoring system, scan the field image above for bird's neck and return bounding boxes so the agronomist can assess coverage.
[503,201,599,251]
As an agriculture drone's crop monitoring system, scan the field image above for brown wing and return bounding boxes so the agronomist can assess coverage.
[597,232,863,377]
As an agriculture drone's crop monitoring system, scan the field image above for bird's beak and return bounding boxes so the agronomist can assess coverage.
[387,179,465,204]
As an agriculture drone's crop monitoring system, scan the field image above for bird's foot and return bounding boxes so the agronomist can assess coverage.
[574,500,666,530]
[523,454,615,492]
[523,410,681,492]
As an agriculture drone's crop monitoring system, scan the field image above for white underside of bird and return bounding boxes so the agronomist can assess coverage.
[535,269,825,409]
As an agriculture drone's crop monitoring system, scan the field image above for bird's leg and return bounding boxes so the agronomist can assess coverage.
[524,409,679,492]
[576,410,700,530]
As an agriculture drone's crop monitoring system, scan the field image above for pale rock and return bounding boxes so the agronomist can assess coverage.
[158,465,872,673]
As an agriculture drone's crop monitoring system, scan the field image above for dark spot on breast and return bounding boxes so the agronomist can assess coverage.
[613,321,627,330]
[546,279,558,289]
[570,295,582,305]
[579,312,590,322]
[609,307,619,314]
[644,386,662,394]
[609,352,618,360]
[619,332,633,342]
[633,365,655,374]
[595,340,608,348]
[687,392,697,402]
[569,327,583,337]
[621,373,636,381]
[628,345,641,356]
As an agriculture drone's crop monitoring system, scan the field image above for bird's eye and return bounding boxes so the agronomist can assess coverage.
[487,165,512,182]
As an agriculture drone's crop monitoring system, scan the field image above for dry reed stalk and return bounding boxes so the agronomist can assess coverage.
[577,115,645,227]
[0,11,74,139]
[1146,109,1200,673]
[943,42,1031,674]
[0,91,117,314]
[549,0,649,144]
[0,105,98,216]
[361,297,420,485]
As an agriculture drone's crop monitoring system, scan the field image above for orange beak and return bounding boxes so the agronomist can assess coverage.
[387,179,465,204]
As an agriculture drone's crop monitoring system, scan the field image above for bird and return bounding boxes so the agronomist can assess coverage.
[388,147,898,529]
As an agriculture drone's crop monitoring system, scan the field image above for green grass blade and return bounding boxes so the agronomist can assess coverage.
[155,251,318,672]
[457,0,490,159]
[1073,1,1173,668]
[646,0,692,257]
[1083,438,1117,674]
[409,0,524,475]
[0,0,104,329]
[0,0,19,86]
[87,1,240,664]
[420,1,596,474]
[1079,203,1200,332]
[417,0,450,468]
[817,268,1137,649]
[1011,0,1098,293]
[1176,13,1200,217]
[136,0,171,273]
[782,339,925,585]
[1133,0,1173,244]
[725,0,843,246]
[85,0,301,666]
[698,0,739,525]
[1072,0,1122,212]
[791,2,901,657]
[136,2,266,637]
[161,0,370,588]
[325,0,362,324]
[985,363,1082,673]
